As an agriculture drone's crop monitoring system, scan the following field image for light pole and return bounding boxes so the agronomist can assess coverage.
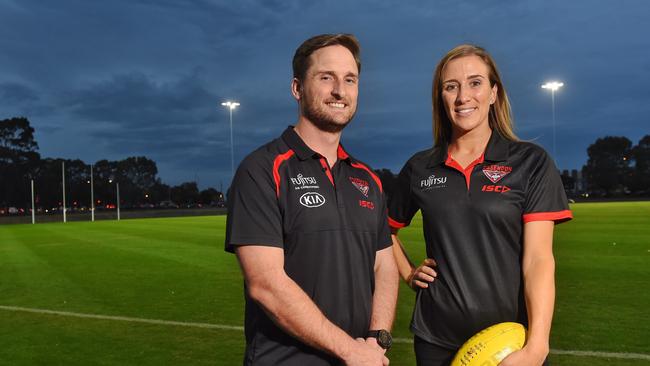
[31,179,35,224]
[62,161,67,223]
[221,101,240,181]
[109,179,120,221]
[541,81,564,165]
[90,164,95,222]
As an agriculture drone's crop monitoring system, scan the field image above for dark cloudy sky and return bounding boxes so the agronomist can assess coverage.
[1,0,648,189]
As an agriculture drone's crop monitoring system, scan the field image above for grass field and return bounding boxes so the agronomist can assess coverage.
[0,202,648,365]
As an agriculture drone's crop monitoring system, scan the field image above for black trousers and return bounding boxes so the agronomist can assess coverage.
[414,336,549,366]
[414,336,455,366]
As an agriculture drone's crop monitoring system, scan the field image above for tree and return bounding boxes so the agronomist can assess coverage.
[92,159,118,207]
[65,159,91,209]
[171,182,200,206]
[582,136,632,196]
[631,135,650,194]
[199,187,223,205]
[0,117,40,207]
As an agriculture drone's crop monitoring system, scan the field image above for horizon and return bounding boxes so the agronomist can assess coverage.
[1,0,648,189]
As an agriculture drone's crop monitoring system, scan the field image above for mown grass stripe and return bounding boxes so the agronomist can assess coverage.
[2,305,649,361]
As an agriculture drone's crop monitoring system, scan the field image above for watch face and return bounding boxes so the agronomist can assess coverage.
[377,330,392,349]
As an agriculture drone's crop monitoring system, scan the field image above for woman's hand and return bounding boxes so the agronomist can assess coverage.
[499,344,548,366]
[406,258,437,290]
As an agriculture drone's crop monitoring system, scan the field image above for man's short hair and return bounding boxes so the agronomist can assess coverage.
[292,34,361,81]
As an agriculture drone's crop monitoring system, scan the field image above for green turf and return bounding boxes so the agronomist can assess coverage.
[0,202,648,365]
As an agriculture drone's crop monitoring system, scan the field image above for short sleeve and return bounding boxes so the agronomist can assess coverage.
[523,149,573,224]
[387,161,419,229]
[225,156,283,252]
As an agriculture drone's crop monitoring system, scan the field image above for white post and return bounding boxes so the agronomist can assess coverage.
[62,161,67,223]
[229,107,234,180]
[116,182,120,221]
[221,101,240,183]
[551,89,556,165]
[90,164,95,222]
[541,81,563,167]
[31,179,35,224]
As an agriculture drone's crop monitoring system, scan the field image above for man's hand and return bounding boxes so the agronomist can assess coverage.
[407,258,437,289]
[342,338,389,366]
[364,337,386,353]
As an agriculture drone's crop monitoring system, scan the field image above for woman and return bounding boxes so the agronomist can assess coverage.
[389,45,572,365]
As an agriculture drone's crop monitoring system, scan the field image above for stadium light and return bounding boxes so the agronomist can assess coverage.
[541,81,564,166]
[221,101,240,182]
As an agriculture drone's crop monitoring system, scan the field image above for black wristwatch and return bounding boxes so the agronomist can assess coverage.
[366,329,392,350]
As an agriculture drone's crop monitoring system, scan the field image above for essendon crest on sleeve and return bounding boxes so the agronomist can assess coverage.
[349,177,370,197]
[482,165,513,183]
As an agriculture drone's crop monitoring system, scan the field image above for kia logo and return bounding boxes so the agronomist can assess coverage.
[299,192,326,208]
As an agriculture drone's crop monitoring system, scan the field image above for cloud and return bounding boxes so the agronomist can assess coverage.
[1,0,649,186]
[0,81,39,104]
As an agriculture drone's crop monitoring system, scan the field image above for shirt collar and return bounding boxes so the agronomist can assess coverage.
[427,129,510,168]
[281,126,353,163]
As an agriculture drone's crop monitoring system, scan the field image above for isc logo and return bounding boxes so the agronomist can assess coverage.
[299,192,326,208]
[482,185,511,193]
[358,200,375,210]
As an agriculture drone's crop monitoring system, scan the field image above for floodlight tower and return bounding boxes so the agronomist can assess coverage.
[541,81,564,165]
[221,101,240,181]
[90,164,95,222]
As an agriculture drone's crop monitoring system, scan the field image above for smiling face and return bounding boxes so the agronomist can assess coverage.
[293,45,359,133]
[441,55,497,137]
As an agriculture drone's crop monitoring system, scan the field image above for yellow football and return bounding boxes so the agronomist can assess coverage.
[450,322,526,366]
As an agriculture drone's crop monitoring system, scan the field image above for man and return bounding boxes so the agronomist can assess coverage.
[225,34,399,366]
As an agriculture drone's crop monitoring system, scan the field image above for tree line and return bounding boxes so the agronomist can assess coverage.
[1,117,223,210]
[2,116,648,211]
[580,135,650,197]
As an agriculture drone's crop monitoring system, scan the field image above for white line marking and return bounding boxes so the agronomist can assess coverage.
[2,305,649,361]
[391,338,650,360]
[549,349,650,360]
[0,305,243,331]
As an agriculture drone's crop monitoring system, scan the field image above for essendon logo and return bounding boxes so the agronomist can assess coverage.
[482,165,512,183]
[482,185,511,193]
[299,192,326,208]
[349,177,369,197]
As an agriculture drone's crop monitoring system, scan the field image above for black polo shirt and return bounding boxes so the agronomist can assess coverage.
[226,126,391,365]
[388,130,572,350]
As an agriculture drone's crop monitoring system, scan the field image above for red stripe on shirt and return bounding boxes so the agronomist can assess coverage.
[319,158,334,186]
[272,150,295,198]
[522,210,573,224]
[337,145,350,160]
[388,216,407,229]
[351,162,383,193]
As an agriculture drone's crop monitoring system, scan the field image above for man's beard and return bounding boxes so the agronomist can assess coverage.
[301,97,356,133]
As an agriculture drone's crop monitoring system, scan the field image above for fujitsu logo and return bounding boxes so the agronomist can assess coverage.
[421,174,447,188]
[291,174,317,186]
[299,192,326,208]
